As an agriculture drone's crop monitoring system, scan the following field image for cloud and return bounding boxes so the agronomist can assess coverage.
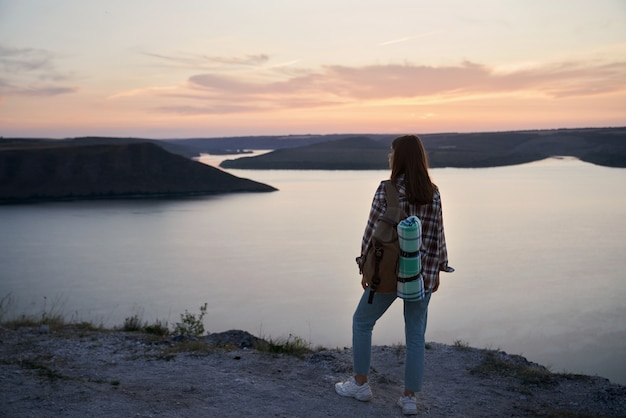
[506,61,626,98]
[0,44,76,97]
[108,85,179,100]
[316,60,626,101]
[378,31,443,46]
[140,51,270,69]
[6,85,77,96]
[163,57,626,113]
[265,59,301,69]
[155,104,262,115]
[0,45,55,73]
[0,75,77,97]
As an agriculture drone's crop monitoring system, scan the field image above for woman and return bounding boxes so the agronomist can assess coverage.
[335,134,453,416]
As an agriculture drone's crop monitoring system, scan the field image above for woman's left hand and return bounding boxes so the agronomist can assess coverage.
[433,272,441,292]
[361,276,368,290]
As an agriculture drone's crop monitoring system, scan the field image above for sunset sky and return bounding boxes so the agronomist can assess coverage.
[1,0,625,139]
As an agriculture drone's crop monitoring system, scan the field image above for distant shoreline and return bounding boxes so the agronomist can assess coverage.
[4,127,626,170]
[2,127,624,203]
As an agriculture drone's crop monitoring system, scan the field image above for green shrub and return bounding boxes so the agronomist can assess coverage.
[173,303,207,337]
[453,339,471,350]
[258,334,311,358]
[144,319,169,336]
[122,314,144,332]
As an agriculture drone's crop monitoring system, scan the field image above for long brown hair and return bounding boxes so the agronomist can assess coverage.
[390,134,435,205]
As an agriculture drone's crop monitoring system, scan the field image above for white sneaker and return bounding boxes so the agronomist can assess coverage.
[397,395,418,415]
[334,377,373,401]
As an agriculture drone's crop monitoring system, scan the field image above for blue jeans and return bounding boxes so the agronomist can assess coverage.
[352,288,431,392]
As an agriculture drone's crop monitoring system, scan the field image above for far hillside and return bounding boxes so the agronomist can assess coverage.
[3,127,624,170]
[221,137,389,170]
[218,127,626,169]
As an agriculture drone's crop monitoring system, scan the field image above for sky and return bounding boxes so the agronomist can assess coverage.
[1,0,625,139]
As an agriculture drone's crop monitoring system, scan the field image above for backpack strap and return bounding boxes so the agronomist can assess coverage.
[383,180,400,210]
[375,181,401,225]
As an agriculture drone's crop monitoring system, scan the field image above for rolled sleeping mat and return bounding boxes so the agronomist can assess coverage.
[397,216,424,301]
[397,216,421,279]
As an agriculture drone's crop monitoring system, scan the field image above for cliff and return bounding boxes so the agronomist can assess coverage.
[0,141,276,203]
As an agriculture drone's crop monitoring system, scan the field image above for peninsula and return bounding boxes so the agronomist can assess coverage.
[0,140,276,204]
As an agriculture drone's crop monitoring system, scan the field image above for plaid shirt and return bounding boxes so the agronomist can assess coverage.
[361,176,452,292]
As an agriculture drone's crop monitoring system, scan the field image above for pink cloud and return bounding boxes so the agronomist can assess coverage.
[165,59,626,115]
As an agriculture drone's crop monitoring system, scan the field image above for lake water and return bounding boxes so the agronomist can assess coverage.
[1,155,625,385]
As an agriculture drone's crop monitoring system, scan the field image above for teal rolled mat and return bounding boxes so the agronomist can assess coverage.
[397,216,421,254]
[397,216,421,279]
[397,277,424,301]
[396,216,424,301]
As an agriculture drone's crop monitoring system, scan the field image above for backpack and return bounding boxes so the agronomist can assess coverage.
[357,181,407,303]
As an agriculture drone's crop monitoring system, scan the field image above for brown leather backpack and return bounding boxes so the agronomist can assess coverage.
[357,181,407,303]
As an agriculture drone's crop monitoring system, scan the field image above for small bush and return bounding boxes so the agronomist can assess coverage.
[453,339,471,350]
[144,319,169,336]
[173,303,207,337]
[258,334,311,358]
[122,314,144,332]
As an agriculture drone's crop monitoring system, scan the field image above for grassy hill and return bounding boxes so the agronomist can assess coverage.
[0,141,276,203]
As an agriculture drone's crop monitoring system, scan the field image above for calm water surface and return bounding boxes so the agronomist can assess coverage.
[1,156,625,385]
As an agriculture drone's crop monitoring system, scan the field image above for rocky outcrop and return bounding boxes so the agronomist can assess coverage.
[1,326,625,417]
[0,141,276,203]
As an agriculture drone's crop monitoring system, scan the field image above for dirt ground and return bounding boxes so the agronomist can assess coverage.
[1,326,625,417]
